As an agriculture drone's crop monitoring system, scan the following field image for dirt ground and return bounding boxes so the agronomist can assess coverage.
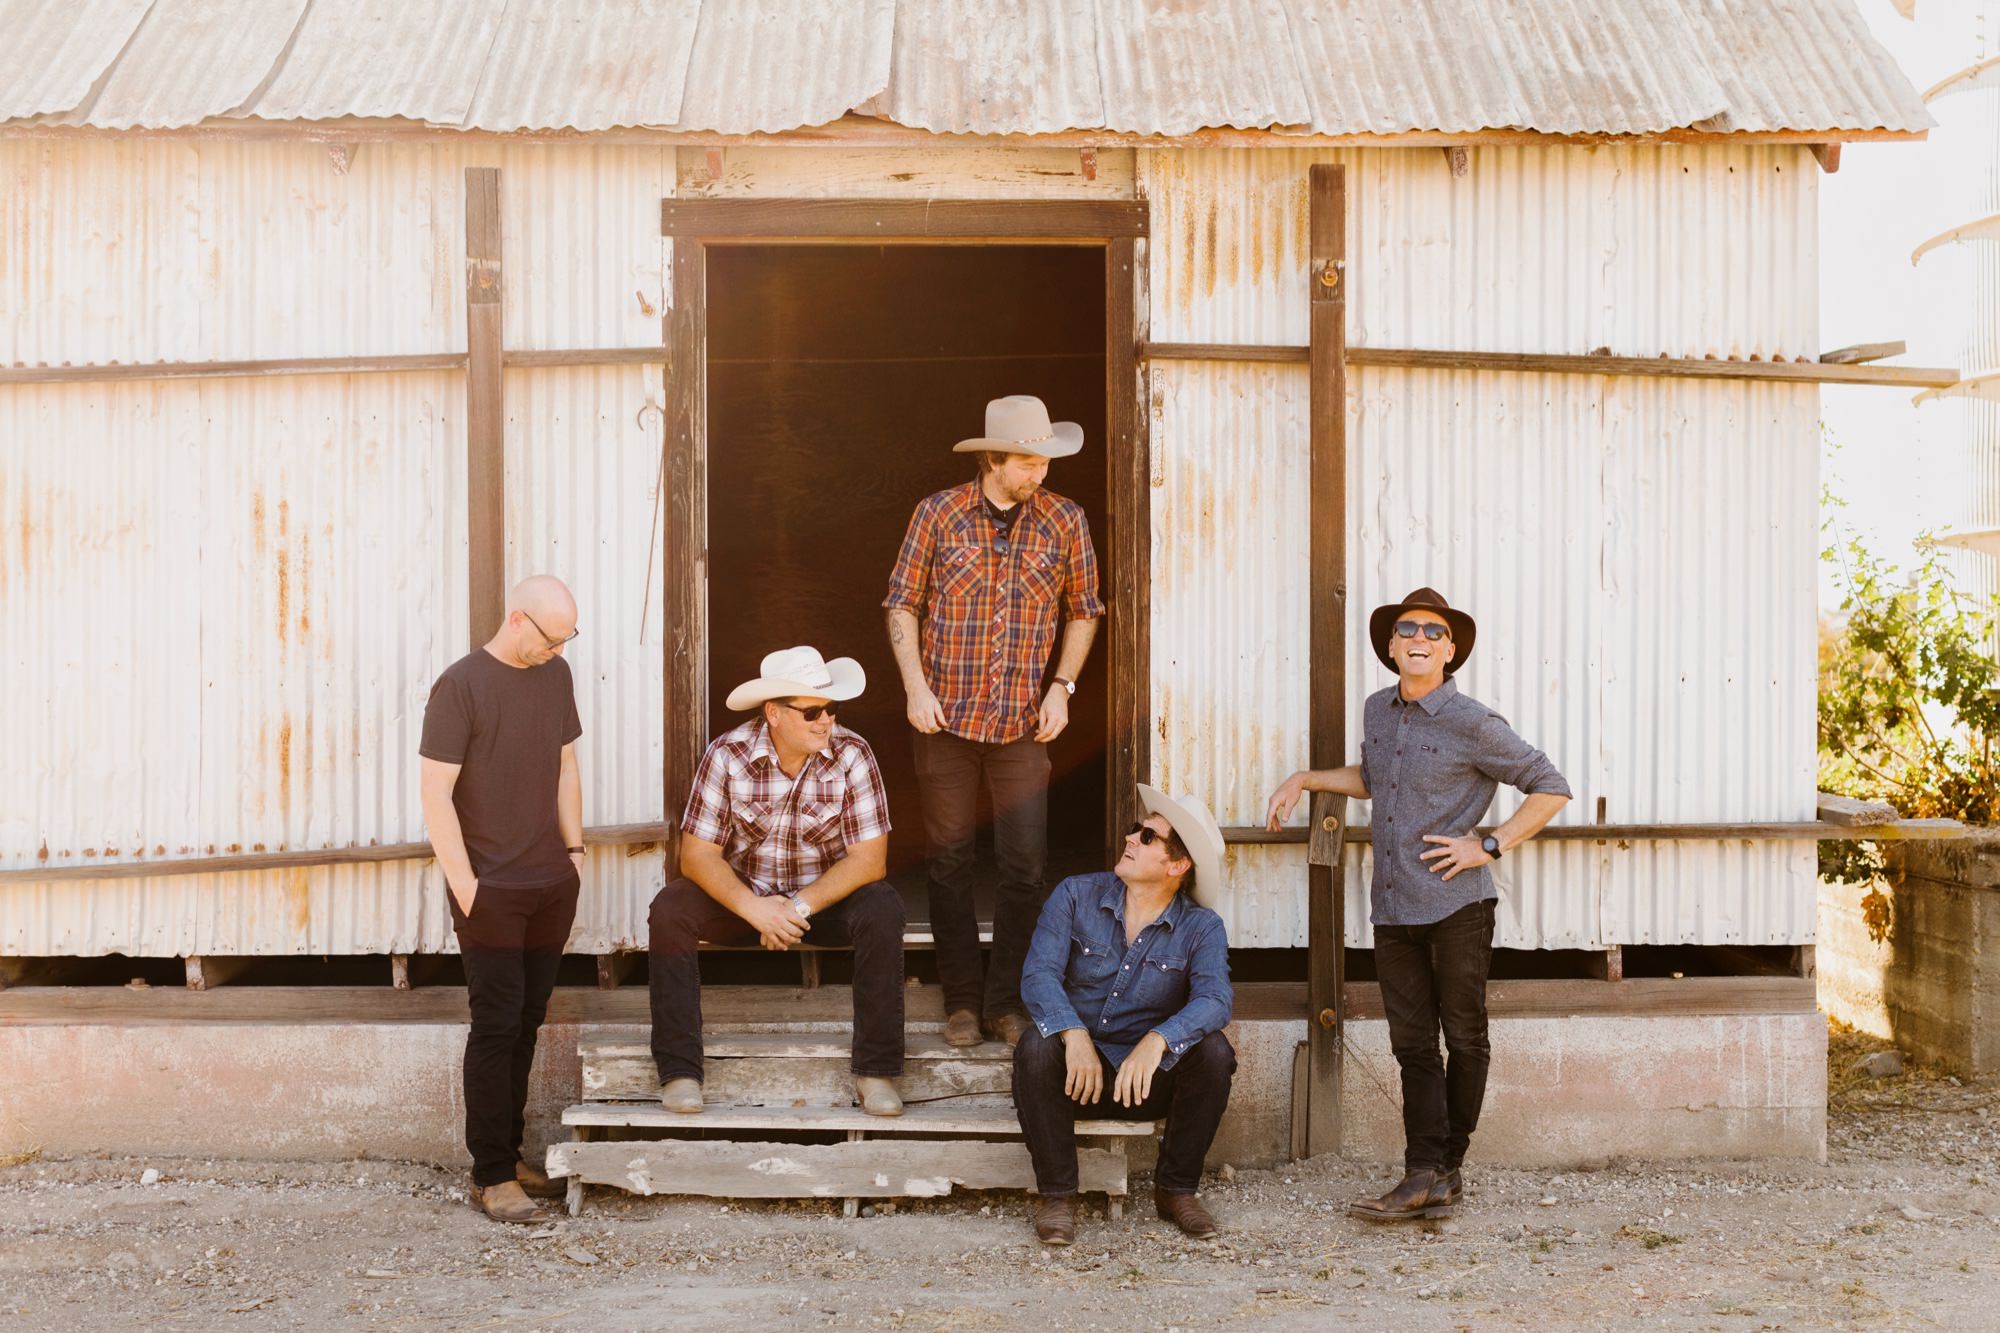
[1,1022,1995,1332]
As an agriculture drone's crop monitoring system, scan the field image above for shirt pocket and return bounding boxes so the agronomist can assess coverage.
[800,799,845,847]
[1018,545,1062,608]
[1131,952,1190,1009]
[735,800,779,844]
[936,545,984,599]
[1069,933,1119,986]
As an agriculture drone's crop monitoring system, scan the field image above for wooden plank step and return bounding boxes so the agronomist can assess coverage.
[581,1037,1016,1106]
[560,1101,1157,1136]
[546,1138,1126,1200]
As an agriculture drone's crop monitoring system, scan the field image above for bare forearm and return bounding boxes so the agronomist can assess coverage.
[1051,617,1099,682]
[1298,765,1369,800]
[1493,792,1569,852]
[557,757,583,848]
[420,793,476,887]
[885,608,930,691]
[681,844,763,919]
[796,837,889,912]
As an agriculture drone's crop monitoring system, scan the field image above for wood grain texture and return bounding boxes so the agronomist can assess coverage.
[546,1138,1126,1198]
[465,166,506,648]
[662,198,1147,238]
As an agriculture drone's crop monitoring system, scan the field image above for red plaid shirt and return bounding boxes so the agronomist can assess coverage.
[679,719,892,897]
[884,482,1104,744]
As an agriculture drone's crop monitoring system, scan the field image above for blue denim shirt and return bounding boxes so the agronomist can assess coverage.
[1020,871,1233,1071]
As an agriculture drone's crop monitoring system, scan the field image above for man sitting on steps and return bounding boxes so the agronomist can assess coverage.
[647,645,906,1118]
[1014,785,1235,1246]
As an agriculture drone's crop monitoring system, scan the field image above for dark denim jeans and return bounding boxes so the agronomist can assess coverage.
[1012,1027,1236,1195]
[911,729,1049,1020]
[449,872,580,1188]
[647,876,906,1083]
[1374,898,1497,1172]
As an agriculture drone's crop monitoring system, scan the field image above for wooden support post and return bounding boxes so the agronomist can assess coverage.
[1079,147,1097,181]
[1442,146,1469,177]
[799,950,823,989]
[1304,162,1348,1160]
[1588,944,1624,983]
[183,956,252,991]
[1105,234,1149,847]
[1793,944,1817,981]
[465,167,506,649]
[664,164,709,845]
[596,952,638,990]
[1811,143,1842,174]
[391,954,412,990]
[843,1127,863,1218]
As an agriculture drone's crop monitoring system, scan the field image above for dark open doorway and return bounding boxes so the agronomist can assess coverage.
[705,243,1111,928]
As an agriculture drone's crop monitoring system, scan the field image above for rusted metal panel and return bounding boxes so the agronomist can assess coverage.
[671,0,894,136]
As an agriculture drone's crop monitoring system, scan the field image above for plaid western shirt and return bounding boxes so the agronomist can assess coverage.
[883,482,1105,744]
[679,718,892,897]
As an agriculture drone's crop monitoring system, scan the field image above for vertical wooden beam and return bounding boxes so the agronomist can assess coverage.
[1304,162,1348,1159]
[664,179,709,858]
[465,167,506,648]
[1106,235,1150,846]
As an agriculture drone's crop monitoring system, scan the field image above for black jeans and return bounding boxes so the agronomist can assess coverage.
[911,729,1050,1019]
[1374,898,1497,1173]
[1012,1027,1236,1196]
[449,872,579,1188]
[647,876,906,1083]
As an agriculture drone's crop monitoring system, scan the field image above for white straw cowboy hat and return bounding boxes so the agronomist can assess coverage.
[952,394,1084,458]
[725,645,867,711]
[1136,784,1226,909]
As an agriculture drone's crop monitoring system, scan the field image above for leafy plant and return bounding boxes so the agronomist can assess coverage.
[1819,499,2000,938]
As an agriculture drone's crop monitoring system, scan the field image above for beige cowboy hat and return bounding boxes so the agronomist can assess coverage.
[724,645,867,711]
[952,394,1084,458]
[1136,784,1226,909]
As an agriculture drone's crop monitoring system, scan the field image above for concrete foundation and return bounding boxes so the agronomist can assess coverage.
[1819,832,2000,1076]
[0,1007,1825,1171]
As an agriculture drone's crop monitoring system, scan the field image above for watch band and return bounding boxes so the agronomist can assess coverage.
[566,845,586,855]
[1053,676,1076,696]
[1480,835,1502,861]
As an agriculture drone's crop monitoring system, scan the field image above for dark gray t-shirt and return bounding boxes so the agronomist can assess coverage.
[419,649,582,889]
[1360,678,1570,927]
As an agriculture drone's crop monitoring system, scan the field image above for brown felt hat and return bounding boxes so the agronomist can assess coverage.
[1368,587,1476,675]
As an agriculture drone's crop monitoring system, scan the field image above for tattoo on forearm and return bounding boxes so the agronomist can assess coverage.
[890,619,905,644]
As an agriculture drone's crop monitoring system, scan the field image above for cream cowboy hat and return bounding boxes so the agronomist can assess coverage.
[951,394,1084,458]
[1136,784,1226,909]
[724,645,867,711]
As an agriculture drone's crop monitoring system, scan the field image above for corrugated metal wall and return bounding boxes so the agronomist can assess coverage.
[0,139,670,954]
[3,138,1822,954]
[1144,144,1820,948]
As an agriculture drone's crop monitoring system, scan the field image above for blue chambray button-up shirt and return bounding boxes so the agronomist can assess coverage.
[1020,871,1233,1070]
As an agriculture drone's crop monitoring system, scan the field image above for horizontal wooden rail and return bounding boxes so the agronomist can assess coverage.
[0,348,666,386]
[5,815,1960,885]
[1221,819,1965,845]
[1140,341,1960,388]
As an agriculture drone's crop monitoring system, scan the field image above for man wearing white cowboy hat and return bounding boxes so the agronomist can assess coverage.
[1265,588,1570,1222]
[884,394,1106,1051]
[1014,785,1235,1246]
[647,645,906,1117]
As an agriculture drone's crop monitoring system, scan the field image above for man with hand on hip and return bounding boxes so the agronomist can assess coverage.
[884,394,1105,1049]
[420,574,585,1225]
[1014,785,1235,1247]
[647,646,906,1118]
[1266,588,1570,1222]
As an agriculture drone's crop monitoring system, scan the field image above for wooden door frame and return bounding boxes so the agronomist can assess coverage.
[661,197,1152,863]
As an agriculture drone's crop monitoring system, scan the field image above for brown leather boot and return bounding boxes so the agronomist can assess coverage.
[515,1159,565,1200]
[986,1013,1027,1047]
[469,1178,543,1224]
[943,1009,983,1047]
[1347,1168,1455,1222]
[1034,1195,1077,1246]
[1433,1167,1464,1208]
[1155,1188,1219,1239]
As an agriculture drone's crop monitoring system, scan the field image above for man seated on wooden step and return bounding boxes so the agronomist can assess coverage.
[1015,785,1235,1246]
[648,646,906,1118]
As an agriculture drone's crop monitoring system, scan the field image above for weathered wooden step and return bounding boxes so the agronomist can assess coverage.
[559,1101,1156,1136]
[579,1034,1016,1106]
[546,1137,1124,1203]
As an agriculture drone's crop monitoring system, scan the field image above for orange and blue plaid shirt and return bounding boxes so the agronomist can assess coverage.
[883,482,1104,744]
[680,719,892,897]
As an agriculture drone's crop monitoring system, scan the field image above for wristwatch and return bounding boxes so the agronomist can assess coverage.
[566,845,586,856]
[1480,835,1503,861]
[788,894,812,921]
[1052,676,1076,696]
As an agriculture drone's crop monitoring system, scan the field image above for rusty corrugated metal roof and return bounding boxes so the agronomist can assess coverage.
[0,0,1934,137]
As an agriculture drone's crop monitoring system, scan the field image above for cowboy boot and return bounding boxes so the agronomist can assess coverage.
[943,1009,983,1047]
[469,1178,543,1225]
[659,1077,703,1114]
[515,1159,566,1200]
[1347,1168,1450,1222]
[1432,1167,1464,1209]
[1154,1188,1219,1239]
[1034,1195,1077,1246]
[985,1013,1027,1047]
[856,1076,904,1117]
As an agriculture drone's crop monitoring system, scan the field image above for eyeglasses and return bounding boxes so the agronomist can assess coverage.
[779,700,840,722]
[523,611,581,646]
[1124,822,1177,850]
[1394,619,1451,642]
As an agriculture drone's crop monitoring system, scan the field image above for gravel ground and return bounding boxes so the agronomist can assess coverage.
[1,1021,1995,1331]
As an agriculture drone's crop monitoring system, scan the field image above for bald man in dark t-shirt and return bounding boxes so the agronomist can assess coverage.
[420,575,584,1224]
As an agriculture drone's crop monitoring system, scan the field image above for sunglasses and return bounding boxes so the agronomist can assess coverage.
[1124,822,1179,850]
[1394,619,1451,642]
[778,700,840,723]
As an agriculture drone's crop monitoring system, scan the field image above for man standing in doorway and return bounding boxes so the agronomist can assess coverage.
[1265,588,1571,1221]
[420,575,585,1225]
[885,395,1105,1049]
